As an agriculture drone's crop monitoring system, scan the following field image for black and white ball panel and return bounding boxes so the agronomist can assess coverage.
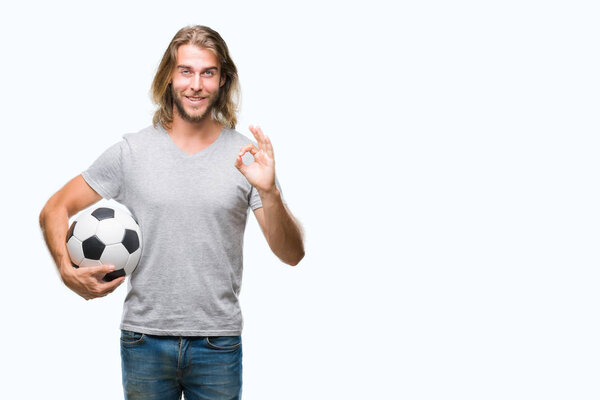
[103,268,126,282]
[73,213,100,241]
[79,258,102,268]
[66,221,77,241]
[66,236,84,265]
[114,211,140,232]
[66,206,142,279]
[100,243,130,270]
[91,207,114,221]
[96,218,127,244]
[82,236,105,259]
[122,230,140,253]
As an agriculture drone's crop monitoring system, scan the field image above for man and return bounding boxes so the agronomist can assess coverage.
[39,25,304,399]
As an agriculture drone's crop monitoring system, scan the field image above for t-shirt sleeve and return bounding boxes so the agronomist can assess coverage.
[81,140,125,200]
[249,176,286,210]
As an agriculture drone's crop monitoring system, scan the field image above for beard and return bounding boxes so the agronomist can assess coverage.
[172,86,218,123]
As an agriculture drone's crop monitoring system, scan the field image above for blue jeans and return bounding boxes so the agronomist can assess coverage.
[120,330,242,399]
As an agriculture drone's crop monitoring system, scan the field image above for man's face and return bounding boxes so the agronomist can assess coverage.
[171,44,225,123]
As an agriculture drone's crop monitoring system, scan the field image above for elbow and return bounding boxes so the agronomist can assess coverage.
[39,197,62,229]
[287,248,305,267]
[288,235,306,266]
[39,197,57,229]
[39,204,48,229]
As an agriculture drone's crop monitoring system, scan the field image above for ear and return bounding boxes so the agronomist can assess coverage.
[219,74,226,88]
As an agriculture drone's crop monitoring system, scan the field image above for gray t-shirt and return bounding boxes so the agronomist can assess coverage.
[82,124,280,336]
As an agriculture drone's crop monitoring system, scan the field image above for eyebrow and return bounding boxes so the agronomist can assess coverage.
[177,65,219,72]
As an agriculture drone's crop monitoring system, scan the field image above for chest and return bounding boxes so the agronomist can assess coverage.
[123,148,251,216]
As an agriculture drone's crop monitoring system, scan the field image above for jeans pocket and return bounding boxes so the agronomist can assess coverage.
[120,330,145,346]
[205,336,242,350]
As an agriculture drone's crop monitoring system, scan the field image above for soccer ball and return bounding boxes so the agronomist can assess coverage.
[66,206,142,281]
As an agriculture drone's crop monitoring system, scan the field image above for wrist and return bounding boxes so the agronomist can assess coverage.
[258,186,280,202]
[59,260,75,282]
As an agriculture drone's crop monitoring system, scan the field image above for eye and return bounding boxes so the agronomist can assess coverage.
[204,70,215,77]
[181,69,191,75]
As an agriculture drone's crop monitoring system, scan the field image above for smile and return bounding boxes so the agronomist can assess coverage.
[185,96,206,103]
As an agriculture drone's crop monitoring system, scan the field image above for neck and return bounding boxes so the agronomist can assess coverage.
[168,109,223,140]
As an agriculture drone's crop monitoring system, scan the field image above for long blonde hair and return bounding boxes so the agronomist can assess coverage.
[151,25,240,129]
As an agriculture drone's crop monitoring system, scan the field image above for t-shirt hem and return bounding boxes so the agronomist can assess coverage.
[81,171,113,200]
[249,199,287,211]
[120,323,242,337]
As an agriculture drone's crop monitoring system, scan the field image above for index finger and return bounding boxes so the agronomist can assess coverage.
[87,263,116,276]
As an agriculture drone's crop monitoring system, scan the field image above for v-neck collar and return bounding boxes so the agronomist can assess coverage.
[159,124,225,159]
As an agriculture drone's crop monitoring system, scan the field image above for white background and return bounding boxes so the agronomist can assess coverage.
[1,0,598,399]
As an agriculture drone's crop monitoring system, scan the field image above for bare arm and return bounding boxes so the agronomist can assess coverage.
[39,174,125,299]
[253,192,305,266]
[235,125,305,266]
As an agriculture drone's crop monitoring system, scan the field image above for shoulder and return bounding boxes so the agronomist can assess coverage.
[122,125,163,144]
[118,125,166,155]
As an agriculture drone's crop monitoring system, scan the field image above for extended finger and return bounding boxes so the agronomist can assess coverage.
[249,125,266,149]
[255,126,274,159]
[264,134,275,160]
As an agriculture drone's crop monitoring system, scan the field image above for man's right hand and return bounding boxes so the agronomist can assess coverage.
[61,264,125,300]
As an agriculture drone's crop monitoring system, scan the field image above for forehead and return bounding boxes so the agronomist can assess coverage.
[175,44,220,69]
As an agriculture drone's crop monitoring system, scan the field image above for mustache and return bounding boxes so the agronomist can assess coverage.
[182,91,206,97]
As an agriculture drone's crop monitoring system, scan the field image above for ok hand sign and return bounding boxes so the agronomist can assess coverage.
[235,125,276,194]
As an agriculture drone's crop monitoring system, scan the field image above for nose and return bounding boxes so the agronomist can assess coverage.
[190,73,202,92]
